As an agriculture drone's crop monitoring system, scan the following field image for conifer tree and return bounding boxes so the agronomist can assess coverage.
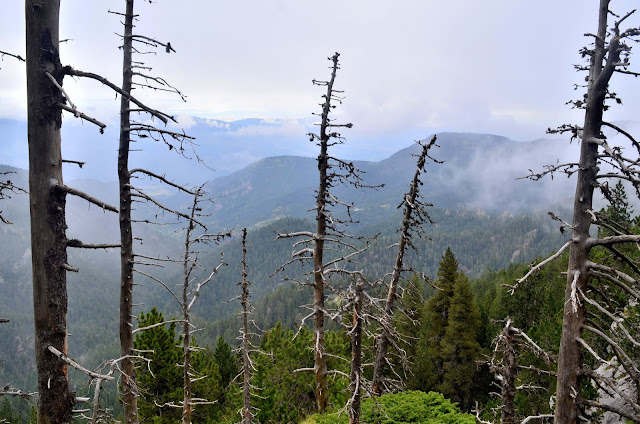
[393,276,426,363]
[213,336,239,404]
[425,248,459,383]
[439,274,481,410]
[133,308,182,423]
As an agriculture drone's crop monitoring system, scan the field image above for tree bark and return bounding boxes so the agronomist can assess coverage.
[118,1,139,422]
[349,281,364,424]
[240,228,252,424]
[181,194,198,424]
[554,1,615,422]
[372,139,434,396]
[26,1,75,422]
[312,53,340,413]
[500,323,517,424]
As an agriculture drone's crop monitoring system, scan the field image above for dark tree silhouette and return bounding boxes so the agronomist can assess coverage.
[26,2,120,422]
[371,136,440,395]
[518,1,640,421]
[276,52,380,413]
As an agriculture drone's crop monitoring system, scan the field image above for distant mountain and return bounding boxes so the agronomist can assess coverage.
[202,132,580,230]
[0,129,586,392]
[1,116,320,183]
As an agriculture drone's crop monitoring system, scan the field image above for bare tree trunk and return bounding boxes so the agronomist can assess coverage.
[372,138,436,396]
[500,322,517,424]
[240,228,252,424]
[349,280,364,424]
[181,292,192,424]
[555,1,615,422]
[118,1,138,422]
[276,52,364,414]
[312,53,340,413]
[180,201,196,424]
[25,1,75,422]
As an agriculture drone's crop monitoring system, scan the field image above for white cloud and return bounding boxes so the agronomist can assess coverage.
[2,0,639,151]
[227,119,307,138]
[173,115,197,129]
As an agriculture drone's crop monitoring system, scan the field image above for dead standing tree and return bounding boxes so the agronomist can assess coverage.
[178,188,227,424]
[371,136,440,396]
[518,1,640,421]
[102,2,195,422]
[486,318,555,424]
[132,186,228,424]
[234,227,264,424]
[26,2,120,422]
[276,52,379,413]
[347,279,364,424]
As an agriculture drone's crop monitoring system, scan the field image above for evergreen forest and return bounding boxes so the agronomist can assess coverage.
[2,1,640,424]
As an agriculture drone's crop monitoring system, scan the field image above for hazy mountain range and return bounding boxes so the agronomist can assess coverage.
[0,125,617,392]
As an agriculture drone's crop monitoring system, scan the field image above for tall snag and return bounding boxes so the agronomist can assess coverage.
[26,2,120,422]
[111,2,193,421]
[518,1,640,421]
[276,52,380,413]
[25,7,74,420]
[371,136,440,396]
[236,228,260,424]
[131,186,228,423]
[348,280,364,424]
[178,188,227,424]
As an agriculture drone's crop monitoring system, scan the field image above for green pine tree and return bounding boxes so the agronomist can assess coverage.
[134,308,183,423]
[598,181,633,238]
[394,275,428,389]
[134,308,226,423]
[213,336,239,405]
[0,398,21,424]
[253,323,316,423]
[214,336,238,388]
[424,248,459,385]
[439,274,481,410]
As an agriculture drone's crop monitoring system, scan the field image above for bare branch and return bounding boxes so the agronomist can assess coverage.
[130,168,197,195]
[53,183,118,212]
[48,346,115,381]
[0,50,25,62]
[67,239,120,249]
[57,103,106,132]
[133,320,186,334]
[64,67,175,124]
[507,240,573,293]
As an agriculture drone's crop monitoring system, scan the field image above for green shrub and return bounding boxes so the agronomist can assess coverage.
[307,391,475,424]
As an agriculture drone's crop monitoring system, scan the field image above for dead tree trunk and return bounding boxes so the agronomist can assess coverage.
[349,280,364,424]
[516,2,640,421]
[113,1,194,420]
[275,52,377,414]
[180,194,198,424]
[118,2,138,423]
[240,228,253,424]
[179,189,227,423]
[555,1,621,421]
[498,321,517,424]
[310,53,343,412]
[25,1,75,422]
[372,137,438,396]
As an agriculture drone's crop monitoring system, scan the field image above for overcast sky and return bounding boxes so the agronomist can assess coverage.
[2,1,640,160]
